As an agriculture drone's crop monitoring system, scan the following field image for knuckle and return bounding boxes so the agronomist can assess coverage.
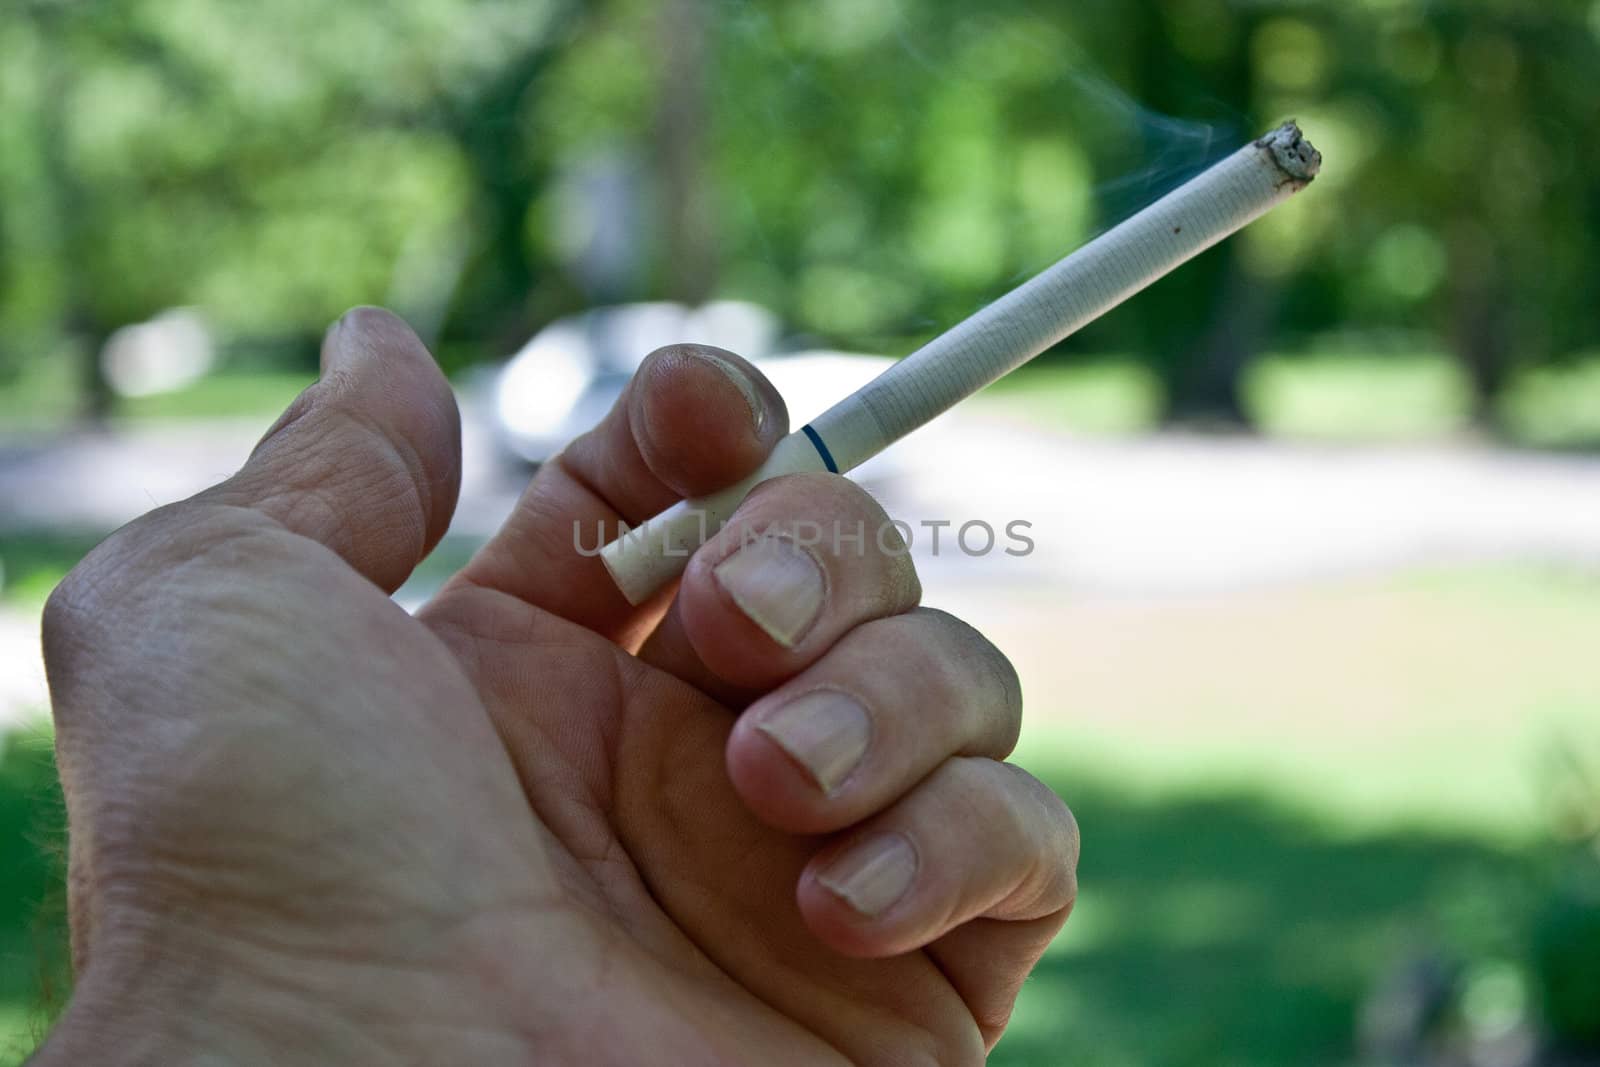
[989,761,1045,849]
[41,503,194,716]
[908,610,1022,751]
[812,475,920,601]
[239,404,433,564]
[252,384,320,453]
[41,565,93,676]
[751,471,882,526]
[947,759,1078,904]
[932,756,1015,827]
[1059,799,1082,881]
[43,502,185,642]
[43,502,280,682]
[1012,765,1080,905]
[863,547,920,617]
[971,1001,1019,1046]
[882,534,922,606]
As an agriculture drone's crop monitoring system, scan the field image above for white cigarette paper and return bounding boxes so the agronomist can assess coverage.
[601,122,1323,604]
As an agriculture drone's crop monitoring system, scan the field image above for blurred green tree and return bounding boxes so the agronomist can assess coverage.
[1,0,1597,430]
[0,0,576,409]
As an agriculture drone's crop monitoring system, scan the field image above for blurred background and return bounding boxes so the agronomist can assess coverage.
[2,0,1599,1063]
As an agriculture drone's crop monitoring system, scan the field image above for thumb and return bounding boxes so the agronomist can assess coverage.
[206,306,461,593]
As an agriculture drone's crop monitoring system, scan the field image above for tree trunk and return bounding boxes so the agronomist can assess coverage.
[1126,3,1262,427]
[1447,227,1514,428]
[1169,255,1279,426]
[654,0,717,306]
[37,9,114,424]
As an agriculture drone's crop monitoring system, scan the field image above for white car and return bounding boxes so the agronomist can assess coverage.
[490,301,900,486]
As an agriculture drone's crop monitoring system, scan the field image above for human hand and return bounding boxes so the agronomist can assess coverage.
[36,308,1077,1065]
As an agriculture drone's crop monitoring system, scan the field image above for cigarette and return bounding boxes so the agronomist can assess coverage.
[601,122,1322,604]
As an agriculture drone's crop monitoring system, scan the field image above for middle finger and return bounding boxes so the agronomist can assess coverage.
[637,472,921,695]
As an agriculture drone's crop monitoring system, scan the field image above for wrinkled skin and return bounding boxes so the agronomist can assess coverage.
[35,309,1077,1065]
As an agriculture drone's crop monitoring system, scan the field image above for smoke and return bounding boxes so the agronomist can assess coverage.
[712,0,1243,196]
[708,1,1249,292]
[1067,67,1241,215]
[1030,20,1245,225]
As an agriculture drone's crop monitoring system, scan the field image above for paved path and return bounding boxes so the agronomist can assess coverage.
[7,405,1600,585]
[892,411,1600,592]
[5,404,1600,725]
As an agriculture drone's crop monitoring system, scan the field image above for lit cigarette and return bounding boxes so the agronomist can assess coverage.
[601,122,1322,604]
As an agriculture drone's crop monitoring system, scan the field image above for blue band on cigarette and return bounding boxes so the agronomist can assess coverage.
[800,424,839,474]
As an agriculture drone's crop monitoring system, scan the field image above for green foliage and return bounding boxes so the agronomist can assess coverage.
[0,730,67,1066]
[1,0,567,369]
[0,559,1596,1060]
[1532,866,1600,1048]
[114,370,309,422]
[0,720,1544,1067]
[1498,355,1600,450]
[992,785,1531,1067]
[1,0,1598,423]
[0,532,104,611]
[1245,343,1473,442]
[976,359,1164,436]
[1527,741,1600,1049]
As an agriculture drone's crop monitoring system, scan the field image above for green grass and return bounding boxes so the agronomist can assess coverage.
[0,534,107,613]
[5,345,1600,451]
[0,368,310,431]
[1244,349,1472,442]
[0,352,80,428]
[972,346,1478,443]
[975,358,1164,436]
[1497,355,1600,450]
[954,565,1600,1061]
[993,784,1538,1067]
[0,729,67,1067]
[975,566,1600,843]
[112,371,310,422]
[0,728,1558,1067]
[2,548,1596,1063]
[978,345,1600,448]
[2,531,482,614]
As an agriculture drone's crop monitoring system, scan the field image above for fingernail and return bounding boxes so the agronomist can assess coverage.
[818,833,918,918]
[756,690,871,795]
[713,537,825,647]
[320,315,350,375]
[691,349,766,435]
[321,307,406,378]
[321,308,372,375]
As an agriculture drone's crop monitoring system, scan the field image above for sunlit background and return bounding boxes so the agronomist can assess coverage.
[3,1,1599,1064]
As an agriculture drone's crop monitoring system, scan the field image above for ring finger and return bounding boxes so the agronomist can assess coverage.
[726,607,1023,835]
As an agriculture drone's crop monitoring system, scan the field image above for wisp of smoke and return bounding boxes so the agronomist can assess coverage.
[1046,28,1246,224]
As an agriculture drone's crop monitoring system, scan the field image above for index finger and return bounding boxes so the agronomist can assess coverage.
[444,344,788,643]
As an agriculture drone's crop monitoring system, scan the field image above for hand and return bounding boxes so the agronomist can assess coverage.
[36,309,1078,1065]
